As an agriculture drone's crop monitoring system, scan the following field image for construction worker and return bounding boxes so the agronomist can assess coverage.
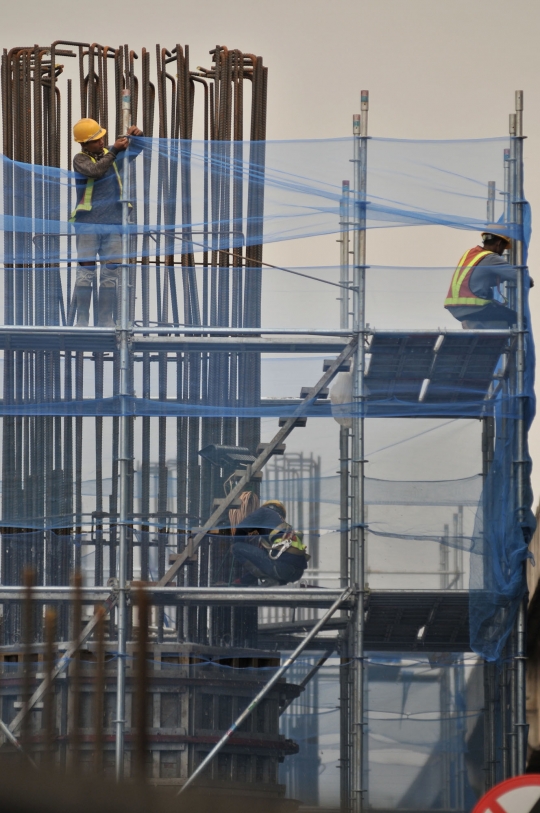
[70,118,143,327]
[444,231,528,329]
[229,490,260,534]
[231,500,309,587]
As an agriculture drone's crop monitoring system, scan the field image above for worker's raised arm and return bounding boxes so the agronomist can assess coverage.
[73,148,120,179]
[115,126,145,163]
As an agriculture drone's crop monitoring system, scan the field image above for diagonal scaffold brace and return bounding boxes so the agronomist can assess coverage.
[177,586,353,796]
[0,335,358,743]
[159,334,359,586]
[279,643,335,716]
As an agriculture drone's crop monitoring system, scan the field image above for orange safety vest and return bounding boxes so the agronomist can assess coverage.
[444,246,495,308]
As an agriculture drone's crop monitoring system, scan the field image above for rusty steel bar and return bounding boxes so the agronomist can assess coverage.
[69,571,82,772]
[0,39,273,779]
[94,607,105,774]
[43,608,57,764]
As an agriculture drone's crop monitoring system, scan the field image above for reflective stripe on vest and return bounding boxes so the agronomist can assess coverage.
[69,148,122,223]
[266,525,308,559]
[444,247,494,307]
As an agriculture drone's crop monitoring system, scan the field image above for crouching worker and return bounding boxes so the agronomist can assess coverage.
[232,500,309,587]
[70,118,143,327]
[444,231,519,329]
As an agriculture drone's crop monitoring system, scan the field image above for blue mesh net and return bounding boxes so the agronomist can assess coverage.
[0,133,534,659]
[0,135,521,258]
[0,137,534,673]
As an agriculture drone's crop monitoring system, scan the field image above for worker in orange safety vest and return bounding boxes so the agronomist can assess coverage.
[444,231,531,328]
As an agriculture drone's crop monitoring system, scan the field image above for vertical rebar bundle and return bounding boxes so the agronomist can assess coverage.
[0,41,267,651]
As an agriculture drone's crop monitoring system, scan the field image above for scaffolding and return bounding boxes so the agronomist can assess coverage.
[0,39,533,813]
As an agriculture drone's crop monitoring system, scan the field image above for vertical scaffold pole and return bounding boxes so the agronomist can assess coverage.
[483,181,497,790]
[340,180,350,331]
[513,89,528,777]
[339,179,350,812]
[501,146,512,781]
[115,84,132,781]
[508,108,519,778]
[349,91,368,813]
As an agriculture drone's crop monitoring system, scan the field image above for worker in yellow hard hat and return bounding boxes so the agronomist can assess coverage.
[70,117,143,327]
[444,230,532,329]
[230,499,309,587]
[261,499,286,515]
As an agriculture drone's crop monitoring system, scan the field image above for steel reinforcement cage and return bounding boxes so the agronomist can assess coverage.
[0,40,534,813]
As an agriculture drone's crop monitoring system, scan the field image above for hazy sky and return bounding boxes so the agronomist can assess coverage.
[3,0,540,493]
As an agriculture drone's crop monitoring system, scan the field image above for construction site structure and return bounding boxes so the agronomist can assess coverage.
[0,641,298,793]
[0,39,533,813]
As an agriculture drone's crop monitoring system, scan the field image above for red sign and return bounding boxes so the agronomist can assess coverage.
[473,776,540,813]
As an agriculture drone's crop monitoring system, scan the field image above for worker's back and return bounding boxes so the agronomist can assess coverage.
[445,232,517,329]
[236,505,285,536]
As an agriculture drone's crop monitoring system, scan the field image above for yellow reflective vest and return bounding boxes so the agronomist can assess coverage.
[444,247,495,308]
[263,523,310,561]
[69,148,122,223]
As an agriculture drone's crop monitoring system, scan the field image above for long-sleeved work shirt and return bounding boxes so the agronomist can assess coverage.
[449,251,517,319]
[72,139,143,225]
[234,506,306,570]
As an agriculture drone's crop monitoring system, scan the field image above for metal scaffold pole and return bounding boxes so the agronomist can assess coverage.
[115,80,132,781]
[513,89,528,777]
[340,180,350,332]
[482,181,497,791]
[349,91,368,813]
[339,178,350,812]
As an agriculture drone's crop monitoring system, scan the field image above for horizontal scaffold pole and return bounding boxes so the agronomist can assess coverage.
[0,585,353,609]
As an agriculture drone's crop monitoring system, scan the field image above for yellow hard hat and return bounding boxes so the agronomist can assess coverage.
[481,229,512,248]
[73,118,106,144]
[262,499,286,518]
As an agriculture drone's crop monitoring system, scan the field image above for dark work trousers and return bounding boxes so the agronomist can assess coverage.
[232,542,305,585]
[448,303,517,328]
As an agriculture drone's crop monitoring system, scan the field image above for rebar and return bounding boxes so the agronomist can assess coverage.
[21,567,35,755]
[94,607,105,774]
[43,608,57,765]
[134,583,149,781]
[69,571,82,772]
[0,37,267,646]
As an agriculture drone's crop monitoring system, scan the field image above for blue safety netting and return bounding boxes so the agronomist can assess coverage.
[0,135,520,260]
[0,132,534,670]
[468,223,536,660]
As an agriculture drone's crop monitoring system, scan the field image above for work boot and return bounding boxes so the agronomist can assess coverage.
[259,577,281,588]
[75,285,92,327]
[98,286,116,327]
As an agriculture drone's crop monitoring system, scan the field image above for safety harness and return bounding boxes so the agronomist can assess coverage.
[260,522,310,561]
